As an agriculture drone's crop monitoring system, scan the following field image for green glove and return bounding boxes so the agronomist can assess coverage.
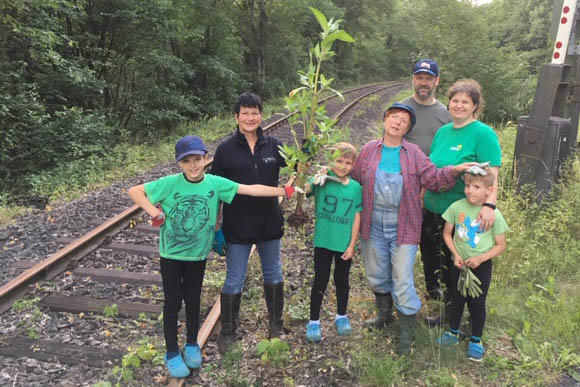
[466,267,482,298]
[457,267,468,297]
[458,266,483,298]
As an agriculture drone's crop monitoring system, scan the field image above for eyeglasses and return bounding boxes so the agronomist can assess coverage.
[389,114,409,125]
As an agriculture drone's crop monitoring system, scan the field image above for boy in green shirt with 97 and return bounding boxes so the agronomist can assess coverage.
[302,142,363,343]
[436,166,508,361]
[128,135,300,378]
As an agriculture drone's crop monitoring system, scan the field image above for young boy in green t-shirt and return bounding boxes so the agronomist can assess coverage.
[436,166,508,361]
[302,142,363,343]
[128,135,300,378]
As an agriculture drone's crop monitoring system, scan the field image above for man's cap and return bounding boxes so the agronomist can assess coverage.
[175,135,207,162]
[413,59,439,77]
[386,102,417,131]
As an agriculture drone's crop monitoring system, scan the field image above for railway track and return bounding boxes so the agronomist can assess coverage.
[0,81,408,386]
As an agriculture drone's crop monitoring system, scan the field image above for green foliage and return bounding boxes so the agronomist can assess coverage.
[280,7,354,214]
[399,0,530,124]
[12,297,40,312]
[287,289,311,322]
[255,338,291,368]
[483,125,580,382]
[103,304,119,318]
[351,333,408,385]
[483,0,553,74]
[219,343,251,387]
[111,338,163,386]
[12,297,42,339]
[331,0,404,83]
[1,0,548,205]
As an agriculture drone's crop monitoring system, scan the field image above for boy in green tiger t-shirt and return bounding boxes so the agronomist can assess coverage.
[302,142,363,343]
[128,135,300,378]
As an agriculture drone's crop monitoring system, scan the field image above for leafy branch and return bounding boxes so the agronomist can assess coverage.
[279,7,354,219]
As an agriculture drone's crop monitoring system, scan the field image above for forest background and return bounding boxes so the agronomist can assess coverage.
[0,0,553,207]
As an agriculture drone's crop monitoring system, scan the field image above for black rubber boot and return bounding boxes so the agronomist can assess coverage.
[263,282,285,338]
[363,293,393,329]
[218,292,241,354]
[396,312,417,356]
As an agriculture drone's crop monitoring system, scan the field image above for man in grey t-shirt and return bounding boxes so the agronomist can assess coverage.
[400,59,451,156]
[400,59,451,305]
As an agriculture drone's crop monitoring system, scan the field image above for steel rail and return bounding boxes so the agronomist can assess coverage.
[332,83,397,119]
[263,81,403,131]
[0,205,141,314]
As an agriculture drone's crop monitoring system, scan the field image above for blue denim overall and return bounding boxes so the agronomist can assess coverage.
[361,168,421,315]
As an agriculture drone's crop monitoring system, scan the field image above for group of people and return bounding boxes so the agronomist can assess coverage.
[128,59,509,379]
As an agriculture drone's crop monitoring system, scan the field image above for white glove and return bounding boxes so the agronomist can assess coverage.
[312,173,342,186]
[466,161,490,176]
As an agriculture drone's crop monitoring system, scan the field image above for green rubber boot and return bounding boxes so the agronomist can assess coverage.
[363,293,393,329]
[396,312,417,356]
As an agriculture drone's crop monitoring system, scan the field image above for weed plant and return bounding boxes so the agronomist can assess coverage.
[218,343,251,387]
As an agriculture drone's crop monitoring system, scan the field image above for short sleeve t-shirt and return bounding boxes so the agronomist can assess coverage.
[400,96,451,156]
[425,120,502,214]
[145,173,238,261]
[442,198,508,260]
[309,173,363,252]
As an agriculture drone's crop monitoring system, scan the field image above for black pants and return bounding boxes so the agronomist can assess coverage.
[448,260,492,338]
[160,257,206,352]
[419,209,452,296]
[310,247,352,321]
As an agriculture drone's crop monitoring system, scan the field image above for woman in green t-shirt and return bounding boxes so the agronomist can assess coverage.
[420,79,502,324]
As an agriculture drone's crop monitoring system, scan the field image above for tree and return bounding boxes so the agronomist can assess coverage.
[400,0,530,123]
[279,7,354,224]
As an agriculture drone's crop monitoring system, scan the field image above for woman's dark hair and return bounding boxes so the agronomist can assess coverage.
[234,92,263,115]
[448,79,485,118]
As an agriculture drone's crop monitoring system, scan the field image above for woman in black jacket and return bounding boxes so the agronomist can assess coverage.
[210,92,286,354]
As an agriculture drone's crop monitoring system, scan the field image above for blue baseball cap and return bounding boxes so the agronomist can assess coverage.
[175,135,207,162]
[413,59,439,77]
[384,103,417,131]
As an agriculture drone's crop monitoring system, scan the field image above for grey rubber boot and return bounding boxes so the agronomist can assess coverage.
[396,312,417,356]
[363,292,393,329]
[218,292,241,354]
[263,282,285,338]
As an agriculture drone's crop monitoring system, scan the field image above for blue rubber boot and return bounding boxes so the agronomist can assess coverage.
[306,322,322,343]
[165,353,190,378]
[335,316,352,336]
[183,343,202,369]
[467,341,485,362]
[436,331,460,347]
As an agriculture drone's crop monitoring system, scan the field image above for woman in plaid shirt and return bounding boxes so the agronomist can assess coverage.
[350,103,474,355]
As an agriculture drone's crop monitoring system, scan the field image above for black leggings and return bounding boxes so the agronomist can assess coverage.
[419,210,452,296]
[160,257,206,352]
[310,247,352,321]
[448,260,492,338]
